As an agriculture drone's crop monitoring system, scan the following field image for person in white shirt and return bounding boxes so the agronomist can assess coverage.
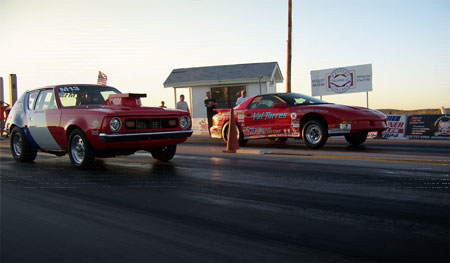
[235,90,247,106]
[176,94,189,113]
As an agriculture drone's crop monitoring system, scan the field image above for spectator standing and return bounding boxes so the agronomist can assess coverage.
[235,90,247,106]
[176,94,189,113]
[159,101,166,108]
[204,91,218,134]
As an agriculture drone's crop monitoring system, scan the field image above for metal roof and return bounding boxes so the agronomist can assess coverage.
[164,62,283,88]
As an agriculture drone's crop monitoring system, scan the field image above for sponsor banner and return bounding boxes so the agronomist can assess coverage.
[311,64,372,96]
[383,115,407,139]
[192,117,209,135]
[406,115,450,140]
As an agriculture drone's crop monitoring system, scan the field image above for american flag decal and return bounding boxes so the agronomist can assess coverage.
[97,71,107,86]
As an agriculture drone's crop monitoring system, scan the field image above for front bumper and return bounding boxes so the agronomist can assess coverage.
[328,120,387,135]
[99,130,193,143]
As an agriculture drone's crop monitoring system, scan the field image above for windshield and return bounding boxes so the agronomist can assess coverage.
[57,85,120,107]
[278,93,329,106]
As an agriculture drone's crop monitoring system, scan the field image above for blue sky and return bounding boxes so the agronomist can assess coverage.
[0,0,449,109]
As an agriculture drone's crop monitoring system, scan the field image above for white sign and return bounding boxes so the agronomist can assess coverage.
[368,115,408,139]
[384,115,407,139]
[311,64,372,96]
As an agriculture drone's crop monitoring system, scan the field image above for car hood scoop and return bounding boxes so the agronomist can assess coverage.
[104,93,147,107]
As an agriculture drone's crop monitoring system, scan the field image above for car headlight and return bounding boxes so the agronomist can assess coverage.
[180,115,190,130]
[110,117,122,132]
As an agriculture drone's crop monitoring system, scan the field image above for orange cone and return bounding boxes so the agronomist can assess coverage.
[223,108,239,153]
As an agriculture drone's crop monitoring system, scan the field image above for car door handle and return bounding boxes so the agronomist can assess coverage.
[245,113,251,117]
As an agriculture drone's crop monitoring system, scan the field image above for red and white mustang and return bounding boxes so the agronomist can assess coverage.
[5,84,192,168]
[210,93,387,148]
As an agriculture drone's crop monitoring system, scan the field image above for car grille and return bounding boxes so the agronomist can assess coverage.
[124,118,178,130]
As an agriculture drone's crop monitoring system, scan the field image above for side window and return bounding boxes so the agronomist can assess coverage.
[27,91,40,110]
[293,97,308,105]
[249,96,283,109]
[35,90,57,110]
[249,96,263,109]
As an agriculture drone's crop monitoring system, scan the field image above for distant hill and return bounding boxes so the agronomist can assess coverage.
[377,108,449,115]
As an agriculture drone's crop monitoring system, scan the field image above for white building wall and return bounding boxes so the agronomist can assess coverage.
[189,82,271,135]
[246,82,268,97]
[191,86,210,135]
[266,80,277,93]
[191,86,210,119]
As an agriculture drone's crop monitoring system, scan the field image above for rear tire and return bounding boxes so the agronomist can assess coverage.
[151,145,177,161]
[10,127,37,162]
[222,122,247,147]
[345,131,368,146]
[302,120,328,149]
[68,129,95,169]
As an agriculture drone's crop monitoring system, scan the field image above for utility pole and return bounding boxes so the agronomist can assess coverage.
[286,0,292,93]
[9,74,17,106]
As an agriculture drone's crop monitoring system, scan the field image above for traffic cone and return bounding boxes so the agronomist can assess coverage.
[223,108,239,153]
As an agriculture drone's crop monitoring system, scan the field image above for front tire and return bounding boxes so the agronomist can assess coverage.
[151,145,177,161]
[345,131,368,146]
[222,122,247,147]
[302,120,328,149]
[68,129,95,169]
[10,127,37,162]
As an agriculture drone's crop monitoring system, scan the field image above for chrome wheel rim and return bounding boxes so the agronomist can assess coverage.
[305,124,322,145]
[70,135,85,164]
[12,133,22,156]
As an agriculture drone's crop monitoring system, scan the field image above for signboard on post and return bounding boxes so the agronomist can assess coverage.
[311,64,372,97]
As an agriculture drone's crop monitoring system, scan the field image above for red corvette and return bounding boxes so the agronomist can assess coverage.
[5,84,192,168]
[210,93,387,148]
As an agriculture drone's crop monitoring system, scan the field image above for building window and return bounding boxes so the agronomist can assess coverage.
[211,86,245,109]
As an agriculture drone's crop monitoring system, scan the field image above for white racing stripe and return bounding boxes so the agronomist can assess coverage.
[28,110,62,151]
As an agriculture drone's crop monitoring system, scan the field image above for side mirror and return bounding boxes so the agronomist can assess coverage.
[273,103,288,108]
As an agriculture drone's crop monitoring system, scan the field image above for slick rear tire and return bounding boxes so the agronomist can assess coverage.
[10,127,37,162]
[302,120,328,149]
[345,131,368,146]
[151,145,177,162]
[68,129,95,169]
